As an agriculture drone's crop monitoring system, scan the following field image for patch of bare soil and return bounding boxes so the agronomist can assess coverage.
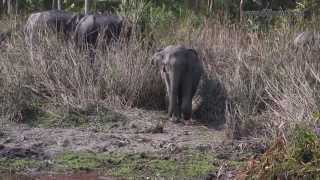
[0,109,226,159]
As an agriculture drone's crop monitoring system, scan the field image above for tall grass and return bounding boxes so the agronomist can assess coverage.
[0,17,320,140]
[191,20,320,138]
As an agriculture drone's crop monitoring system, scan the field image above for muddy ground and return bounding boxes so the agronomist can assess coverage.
[0,108,265,179]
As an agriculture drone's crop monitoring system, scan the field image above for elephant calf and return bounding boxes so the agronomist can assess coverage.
[151,45,204,122]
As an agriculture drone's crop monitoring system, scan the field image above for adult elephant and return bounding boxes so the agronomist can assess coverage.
[24,10,84,44]
[151,45,204,123]
[74,14,130,64]
[74,14,128,48]
[24,10,83,60]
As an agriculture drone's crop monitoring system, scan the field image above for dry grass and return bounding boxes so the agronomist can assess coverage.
[0,28,165,121]
[1,17,320,140]
[187,20,320,138]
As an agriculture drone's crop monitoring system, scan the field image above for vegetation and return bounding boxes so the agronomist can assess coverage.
[0,158,41,171]
[0,151,220,179]
[1,0,320,179]
[242,126,320,179]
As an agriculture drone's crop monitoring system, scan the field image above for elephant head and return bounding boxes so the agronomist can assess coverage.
[151,48,165,66]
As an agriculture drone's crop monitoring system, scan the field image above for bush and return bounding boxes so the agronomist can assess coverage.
[241,126,320,179]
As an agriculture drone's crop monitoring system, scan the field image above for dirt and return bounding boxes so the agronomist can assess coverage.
[0,108,262,179]
[0,109,226,159]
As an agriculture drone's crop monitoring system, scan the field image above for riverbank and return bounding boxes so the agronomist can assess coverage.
[0,108,264,179]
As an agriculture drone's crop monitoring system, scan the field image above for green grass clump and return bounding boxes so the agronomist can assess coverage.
[54,152,106,170]
[0,158,41,171]
[110,151,217,179]
[53,151,217,179]
[0,150,220,178]
[178,152,217,177]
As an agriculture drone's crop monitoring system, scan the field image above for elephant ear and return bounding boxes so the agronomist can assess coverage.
[151,51,165,65]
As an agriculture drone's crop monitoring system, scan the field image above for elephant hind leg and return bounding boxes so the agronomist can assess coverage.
[191,70,202,98]
[181,69,202,121]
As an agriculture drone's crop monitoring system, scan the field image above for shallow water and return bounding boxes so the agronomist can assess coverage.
[0,172,115,180]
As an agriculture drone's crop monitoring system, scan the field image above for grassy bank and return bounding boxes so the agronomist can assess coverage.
[0,150,241,179]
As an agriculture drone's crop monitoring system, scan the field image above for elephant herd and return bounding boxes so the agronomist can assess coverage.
[23,10,128,48]
[22,10,132,63]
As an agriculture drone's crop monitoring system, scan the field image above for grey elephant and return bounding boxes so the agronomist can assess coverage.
[24,10,84,44]
[74,14,131,64]
[24,10,83,60]
[74,14,130,48]
[151,45,204,122]
[294,31,320,49]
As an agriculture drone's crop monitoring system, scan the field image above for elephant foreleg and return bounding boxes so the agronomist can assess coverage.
[161,67,170,101]
[168,68,181,121]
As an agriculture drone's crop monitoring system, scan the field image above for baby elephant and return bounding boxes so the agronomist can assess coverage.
[151,45,203,122]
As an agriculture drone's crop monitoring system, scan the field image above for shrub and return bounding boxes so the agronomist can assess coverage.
[241,126,320,179]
